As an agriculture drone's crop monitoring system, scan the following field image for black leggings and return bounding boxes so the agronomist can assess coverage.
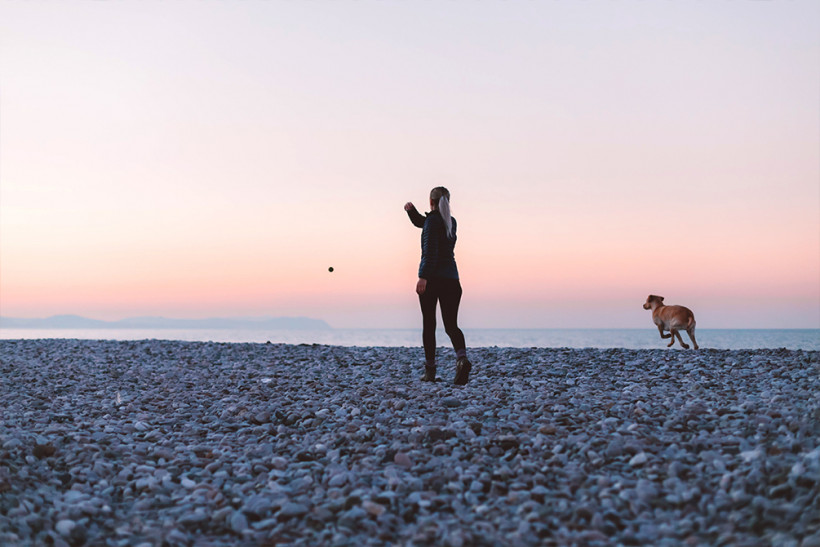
[419,278,466,364]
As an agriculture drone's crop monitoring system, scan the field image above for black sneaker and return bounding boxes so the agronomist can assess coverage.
[454,357,472,386]
[421,365,437,382]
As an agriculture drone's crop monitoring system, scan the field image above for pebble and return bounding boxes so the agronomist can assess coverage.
[278,502,309,519]
[394,452,413,468]
[229,511,248,533]
[362,500,385,517]
[629,452,648,466]
[55,519,75,537]
[0,339,816,546]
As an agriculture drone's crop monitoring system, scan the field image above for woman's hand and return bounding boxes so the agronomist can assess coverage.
[416,278,427,295]
[404,202,415,212]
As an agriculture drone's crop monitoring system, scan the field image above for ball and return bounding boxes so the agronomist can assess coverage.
[328,267,334,273]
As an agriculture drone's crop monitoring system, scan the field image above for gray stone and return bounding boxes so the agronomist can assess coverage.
[277,502,309,520]
[629,452,648,466]
[230,511,248,533]
[243,495,274,518]
[178,511,208,527]
[2,340,817,547]
[3,438,23,450]
[55,520,75,537]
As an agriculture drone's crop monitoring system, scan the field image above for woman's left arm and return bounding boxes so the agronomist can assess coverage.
[405,203,426,228]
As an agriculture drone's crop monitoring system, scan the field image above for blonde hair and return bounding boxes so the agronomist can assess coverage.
[430,186,453,239]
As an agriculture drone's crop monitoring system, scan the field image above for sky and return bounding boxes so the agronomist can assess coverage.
[1,1,818,329]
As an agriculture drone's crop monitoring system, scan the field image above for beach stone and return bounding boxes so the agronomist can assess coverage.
[32,444,56,458]
[1,340,817,546]
[394,452,413,468]
[328,473,347,487]
[179,511,208,527]
[605,440,624,458]
[442,397,462,408]
[362,500,385,517]
[252,411,271,424]
[339,506,367,527]
[165,529,189,544]
[55,520,75,537]
[3,438,23,450]
[230,511,248,533]
[446,530,467,547]
[243,496,274,518]
[154,447,175,461]
[278,502,309,520]
[629,452,648,467]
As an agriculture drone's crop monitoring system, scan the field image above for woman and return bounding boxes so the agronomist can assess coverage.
[404,187,472,385]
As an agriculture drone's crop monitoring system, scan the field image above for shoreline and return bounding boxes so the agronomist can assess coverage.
[1,340,818,545]
[1,328,818,351]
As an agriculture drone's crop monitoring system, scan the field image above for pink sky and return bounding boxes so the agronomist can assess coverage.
[1,1,818,328]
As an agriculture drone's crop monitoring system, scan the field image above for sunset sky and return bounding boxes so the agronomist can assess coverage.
[1,1,818,329]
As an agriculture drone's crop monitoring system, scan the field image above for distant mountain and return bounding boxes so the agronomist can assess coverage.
[0,315,332,330]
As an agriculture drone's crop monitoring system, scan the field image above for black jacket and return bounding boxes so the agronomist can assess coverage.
[407,206,459,280]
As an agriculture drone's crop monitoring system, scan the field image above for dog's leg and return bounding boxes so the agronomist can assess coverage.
[687,327,699,350]
[667,328,676,347]
[673,329,689,349]
[657,325,671,340]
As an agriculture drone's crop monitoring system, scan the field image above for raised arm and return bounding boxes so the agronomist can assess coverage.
[404,202,426,228]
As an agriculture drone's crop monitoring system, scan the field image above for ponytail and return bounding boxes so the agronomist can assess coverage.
[438,195,454,239]
[430,186,454,239]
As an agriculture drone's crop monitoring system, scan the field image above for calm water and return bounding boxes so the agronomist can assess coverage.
[1,328,817,350]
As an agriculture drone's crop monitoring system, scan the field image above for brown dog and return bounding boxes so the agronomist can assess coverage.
[643,295,699,349]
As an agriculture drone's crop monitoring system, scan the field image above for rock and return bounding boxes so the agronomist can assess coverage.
[362,500,385,517]
[394,452,413,468]
[3,438,23,450]
[629,452,648,466]
[277,502,309,520]
[442,397,462,408]
[496,435,520,451]
[230,511,248,533]
[740,448,763,463]
[252,411,271,424]
[339,506,367,527]
[605,440,624,458]
[243,496,274,518]
[153,447,175,461]
[55,520,75,537]
[328,473,347,487]
[32,444,56,458]
[2,340,817,546]
[178,511,208,527]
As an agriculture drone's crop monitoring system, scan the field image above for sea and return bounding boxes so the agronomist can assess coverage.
[0,328,818,351]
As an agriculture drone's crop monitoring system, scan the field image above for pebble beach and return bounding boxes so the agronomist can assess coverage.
[1,339,818,546]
